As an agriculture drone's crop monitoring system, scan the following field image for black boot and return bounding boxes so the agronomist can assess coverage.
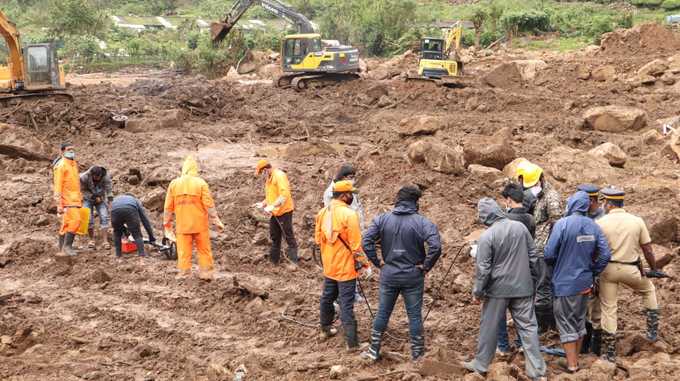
[63,233,77,256]
[411,335,425,361]
[344,320,359,349]
[58,235,65,251]
[581,321,593,354]
[287,247,299,264]
[360,329,382,362]
[646,309,659,342]
[591,329,603,356]
[601,331,616,362]
[320,325,337,338]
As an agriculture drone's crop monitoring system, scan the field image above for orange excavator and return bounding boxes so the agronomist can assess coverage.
[0,9,70,102]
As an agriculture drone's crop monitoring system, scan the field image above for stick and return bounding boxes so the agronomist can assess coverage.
[423,244,466,323]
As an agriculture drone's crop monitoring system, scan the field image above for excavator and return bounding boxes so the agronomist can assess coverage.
[408,22,473,87]
[211,0,360,90]
[0,9,69,103]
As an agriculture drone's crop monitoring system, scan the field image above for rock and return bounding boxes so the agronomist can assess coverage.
[91,268,112,284]
[592,65,616,81]
[588,142,627,167]
[329,365,347,379]
[591,359,616,378]
[0,123,53,162]
[583,105,648,132]
[1,335,12,345]
[398,115,446,136]
[668,53,680,73]
[482,62,523,88]
[666,132,680,162]
[638,59,668,77]
[257,63,282,79]
[407,138,466,175]
[642,129,663,144]
[465,96,480,111]
[141,188,166,211]
[34,215,50,227]
[544,146,615,184]
[487,362,518,381]
[468,164,504,183]
[143,166,175,187]
[364,83,389,105]
[514,59,548,81]
[134,344,159,359]
[158,109,184,130]
[251,230,269,246]
[418,359,466,378]
[576,65,591,80]
[377,95,393,108]
[463,142,516,170]
[618,333,668,356]
[661,72,676,85]
[640,213,678,244]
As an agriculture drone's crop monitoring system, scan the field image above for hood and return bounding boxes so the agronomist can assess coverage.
[478,197,506,226]
[393,200,418,215]
[181,156,199,177]
[566,191,590,216]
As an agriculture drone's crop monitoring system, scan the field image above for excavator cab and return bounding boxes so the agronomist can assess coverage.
[282,34,322,68]
[421,38,445,60]
[23,43,64,90]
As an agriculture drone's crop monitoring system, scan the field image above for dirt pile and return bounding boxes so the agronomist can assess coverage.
[601,23,680,55]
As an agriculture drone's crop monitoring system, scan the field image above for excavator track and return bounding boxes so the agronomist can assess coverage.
[405,74,475,88]
[276,72,360,91]
[0,91,73,105]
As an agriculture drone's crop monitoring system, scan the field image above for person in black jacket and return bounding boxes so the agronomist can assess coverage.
[360,185,442,362]
[111,194,156,258]
[502,182,536,238]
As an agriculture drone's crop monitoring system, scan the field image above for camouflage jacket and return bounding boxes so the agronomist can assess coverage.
[533,180,563,255]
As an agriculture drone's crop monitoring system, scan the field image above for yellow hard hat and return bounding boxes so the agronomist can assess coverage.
[255,159,270,175]
[516,161,543,188]
[333,180,357,193]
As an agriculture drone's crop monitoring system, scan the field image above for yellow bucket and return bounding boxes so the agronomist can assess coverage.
[77,207,91,236]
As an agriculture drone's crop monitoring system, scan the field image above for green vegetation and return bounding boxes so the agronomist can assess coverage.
[0,0,676,75]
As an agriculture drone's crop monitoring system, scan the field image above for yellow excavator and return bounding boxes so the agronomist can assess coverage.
[211,0,360,90]
[0,9,69,103]
[408,22,472,87]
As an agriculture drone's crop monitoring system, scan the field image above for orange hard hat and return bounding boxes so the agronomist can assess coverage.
[333,180,358,193]
[255,159,270,175]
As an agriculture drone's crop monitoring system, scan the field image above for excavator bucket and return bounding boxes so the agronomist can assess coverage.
[211,22,233,44]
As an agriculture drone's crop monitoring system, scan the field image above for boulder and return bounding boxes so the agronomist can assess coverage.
[592,65,616,82]
[487,362,518,381]
[143,166,175,187]
[660,72,676,86]
[668,53,680,73]
[642,129,663,144]
[588,142,627,167]
[666,131,680,161]
[514,59,548,82]
[502,157,529,178]
[329,365,347,379]
[257,63,282,79]
[583,105,648,132]
[590,359,616,378]
[398,115,445,136]
[640,213,678,244]
[544,146,616,185]
[576,65,591,80]
[463,142,516,170]
[638,59,668,77]
[158,109,184,129]
[482,62,523,88]
[407,138,466,175]
[418,359,466,378]
[0,123,52,162]
[141,188,167,211]
[468,164,504,183]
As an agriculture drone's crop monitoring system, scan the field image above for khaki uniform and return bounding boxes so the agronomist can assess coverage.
[596,209,657,334]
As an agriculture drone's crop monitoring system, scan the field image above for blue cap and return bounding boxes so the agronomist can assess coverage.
[577,183,600,197]
[601,187,625,200]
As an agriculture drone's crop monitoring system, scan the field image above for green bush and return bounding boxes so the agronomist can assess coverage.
[501,9,551,34]
[631,0,663,7]
[662,0,680,10]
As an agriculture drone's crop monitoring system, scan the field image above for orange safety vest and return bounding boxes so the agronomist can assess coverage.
[164,157,215,234]
[53,157,82,208]
[265,168,294,216]
[315,199,366,281]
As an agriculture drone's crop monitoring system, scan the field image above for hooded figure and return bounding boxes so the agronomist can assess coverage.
[543,191,611,372]
[323,163,365,229]
[80,165,114,249]
[164,156,224,280]
[463,198,546,380]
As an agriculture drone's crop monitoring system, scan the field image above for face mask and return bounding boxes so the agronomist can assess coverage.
[529,185,542,197]
[346,195,354,205]
[64,151,75,160]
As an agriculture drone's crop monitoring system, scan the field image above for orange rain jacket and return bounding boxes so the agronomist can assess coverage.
[315,199,367,281]
[53,157,82,208]
[265,168,294,217]
[164,157,216,234]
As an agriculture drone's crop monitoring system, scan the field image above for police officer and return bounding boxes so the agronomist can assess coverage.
[576,184,604,355]
[577,184,604,220]
[596,187,660,362]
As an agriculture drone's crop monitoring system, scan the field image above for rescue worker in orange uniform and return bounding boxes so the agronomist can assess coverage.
[254,159,299,265]
[53,142,82,256]
[315,180,370,348]
[163,156,224,281]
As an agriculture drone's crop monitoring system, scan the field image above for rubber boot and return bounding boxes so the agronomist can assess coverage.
[344,320,359,349]
[320,325,338,339]
[601,331,616,362]
[411,335,425,361]
[581,321,593,354]
[591,329,603,356]
[646,309,659,342]
[287,247,299,264]
[58,235,65,252]
[63,233,77,256]
[360,329,382,362]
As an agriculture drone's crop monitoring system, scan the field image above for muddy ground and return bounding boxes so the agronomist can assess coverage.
[3,24,680,380]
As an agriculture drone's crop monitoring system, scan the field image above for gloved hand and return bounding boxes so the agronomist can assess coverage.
[214,218,225,231]
[253,202,265,209]
[646,270,671,279]
[164,228,176,243]
[264,204,275,213]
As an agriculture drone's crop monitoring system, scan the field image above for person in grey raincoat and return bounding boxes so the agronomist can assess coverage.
[463,198,546,381]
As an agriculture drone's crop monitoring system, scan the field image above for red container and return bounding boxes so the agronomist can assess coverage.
[122,240,137,254]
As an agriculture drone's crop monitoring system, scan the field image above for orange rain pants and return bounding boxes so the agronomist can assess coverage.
[176,231,213,272]
[60,207,82,235]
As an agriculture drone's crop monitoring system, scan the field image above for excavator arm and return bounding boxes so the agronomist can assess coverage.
[211,0,315,43]
[0,9,26,90]
[444,23,462,56]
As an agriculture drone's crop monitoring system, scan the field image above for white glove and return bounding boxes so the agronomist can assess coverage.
[469,244,478,258]
[364,266,374,279]
[253,202,265,209]
[264,204,275,213]
[164,228,176,243]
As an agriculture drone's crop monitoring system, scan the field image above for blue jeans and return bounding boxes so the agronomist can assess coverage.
[498,316,522,352]
[320,277,356,326]
[83,199,109,229]
[372,280,424,339]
